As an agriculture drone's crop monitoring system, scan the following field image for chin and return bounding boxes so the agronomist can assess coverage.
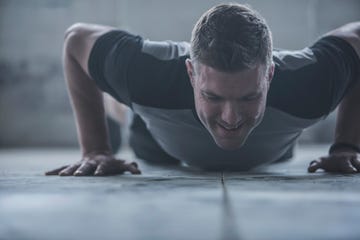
[214,138,246,151]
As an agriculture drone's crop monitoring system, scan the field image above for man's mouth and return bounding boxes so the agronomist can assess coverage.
[220,125,239,131]
[217,122,244,132]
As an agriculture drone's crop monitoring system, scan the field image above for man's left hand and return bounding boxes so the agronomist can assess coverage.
[308,151,360,173]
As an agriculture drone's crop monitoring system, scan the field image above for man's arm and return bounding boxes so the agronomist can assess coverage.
[308,22,360,173]
[45,23,140,176]
[328,22,360,148]
[64,23,114,157]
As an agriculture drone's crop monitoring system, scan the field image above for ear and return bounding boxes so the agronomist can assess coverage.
[267,62,275,85]
[185,58,196,88]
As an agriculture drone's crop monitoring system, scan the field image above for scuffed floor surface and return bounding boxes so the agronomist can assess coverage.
[1,145,360,240]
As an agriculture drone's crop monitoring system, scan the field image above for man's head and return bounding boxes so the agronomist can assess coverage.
[185,3,275,150]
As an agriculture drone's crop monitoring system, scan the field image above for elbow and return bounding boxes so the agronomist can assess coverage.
[63,23,89,59]
[331,22,360,58]
[64,22,88,40]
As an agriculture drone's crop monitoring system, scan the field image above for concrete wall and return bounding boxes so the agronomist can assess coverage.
[0,0,359,147]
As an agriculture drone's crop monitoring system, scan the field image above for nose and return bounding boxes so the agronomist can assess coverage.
[220,101,242,128]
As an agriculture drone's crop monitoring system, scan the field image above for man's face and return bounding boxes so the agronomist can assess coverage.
[186,60,274,150]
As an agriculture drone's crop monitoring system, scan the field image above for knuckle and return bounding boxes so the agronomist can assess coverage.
[309,160,318,165]
[131,162,138,167]
[86,159,98,166]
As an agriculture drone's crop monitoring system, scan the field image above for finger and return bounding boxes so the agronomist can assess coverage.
[94,161,125,176]
[125,162,141,175]
[45,165,68,176]
[308,160,322,173]
[339,161,357,173]
[94,163,109,176]
[59,164,81,176]
[74,162,97,176]
[94,161,141,176]
[131,162,138,168]
[350,157,360,172]
[103,161,141,175]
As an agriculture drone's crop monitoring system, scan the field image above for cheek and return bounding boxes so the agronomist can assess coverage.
[195,96,219,119]
[245,98,267,121]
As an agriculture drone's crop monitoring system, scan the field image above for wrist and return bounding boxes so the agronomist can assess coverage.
[82,149,112,158]
[329,142,360,155]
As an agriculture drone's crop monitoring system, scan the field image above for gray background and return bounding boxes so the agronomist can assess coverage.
[0,0,359,147]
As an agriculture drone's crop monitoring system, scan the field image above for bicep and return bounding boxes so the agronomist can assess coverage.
[64,23,115,76]
[324,22,360,59]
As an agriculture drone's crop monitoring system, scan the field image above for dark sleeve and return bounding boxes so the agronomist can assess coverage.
[88,30,143,106]
[87,30,193,109]
[268,36,360,119]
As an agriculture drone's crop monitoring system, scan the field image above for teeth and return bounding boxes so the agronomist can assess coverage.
[221,124,240,130]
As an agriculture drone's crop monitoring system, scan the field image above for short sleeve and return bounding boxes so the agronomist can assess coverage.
[88,30,143,106]
[88,30,193,109]
[268,36,360,119]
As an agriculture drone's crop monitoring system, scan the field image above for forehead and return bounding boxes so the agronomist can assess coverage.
[197,64,267,96]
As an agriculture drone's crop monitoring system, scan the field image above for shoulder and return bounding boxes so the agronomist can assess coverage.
[268,33,360,119]
[87,28,194,109]
[64,23,115,76]
[323,22,360,59]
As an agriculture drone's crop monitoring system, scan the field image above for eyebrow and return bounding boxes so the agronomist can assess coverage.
[201,90,261,99]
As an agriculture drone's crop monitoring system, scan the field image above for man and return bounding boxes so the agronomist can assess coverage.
[45,3,360,176]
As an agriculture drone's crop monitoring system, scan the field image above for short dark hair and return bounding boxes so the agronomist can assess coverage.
[190,3,273,72]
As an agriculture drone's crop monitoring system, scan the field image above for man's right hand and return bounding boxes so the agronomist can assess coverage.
[45,153,141,176]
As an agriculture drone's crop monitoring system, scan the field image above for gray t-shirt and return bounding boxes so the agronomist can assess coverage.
[88,30,360,170]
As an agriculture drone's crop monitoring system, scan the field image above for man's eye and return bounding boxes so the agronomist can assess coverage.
[205,95,221,101]
[243,94,261,101]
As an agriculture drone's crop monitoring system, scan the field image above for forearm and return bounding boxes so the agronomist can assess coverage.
[334,74,360,149]
[326,22,360,151]
[64,47,111,157]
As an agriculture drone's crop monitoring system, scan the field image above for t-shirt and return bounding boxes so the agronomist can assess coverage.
[88,30,360,170]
